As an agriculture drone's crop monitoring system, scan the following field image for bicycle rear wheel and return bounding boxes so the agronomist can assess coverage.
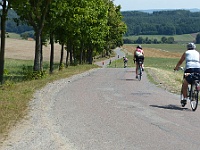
[124,62,127,68]
[190,83,198,111]
[138,65,142,81]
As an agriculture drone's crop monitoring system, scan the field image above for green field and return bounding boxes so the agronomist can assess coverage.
[124,34,195,43]
[6,32,22,39]
[125,43,200,53]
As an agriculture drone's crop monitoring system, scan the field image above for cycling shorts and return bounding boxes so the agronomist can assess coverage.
[185,68,200,84]
[135,55,144,63]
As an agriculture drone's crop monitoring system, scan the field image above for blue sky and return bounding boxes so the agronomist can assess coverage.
[113,0,200,11]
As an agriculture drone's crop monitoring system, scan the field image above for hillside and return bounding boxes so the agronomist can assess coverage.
[122,10,200,36]
[1,9,33,34]
[125,8,200,14]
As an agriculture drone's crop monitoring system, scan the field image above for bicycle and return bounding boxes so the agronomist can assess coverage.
[123,57,128,68]
[137,59,143,81]
[124,61,127,68]
[178,67,200,111]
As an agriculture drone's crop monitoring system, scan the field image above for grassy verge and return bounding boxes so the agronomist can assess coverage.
[145,67,183,93]
[0,61,99,139]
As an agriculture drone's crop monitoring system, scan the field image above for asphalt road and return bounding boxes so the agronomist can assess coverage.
[1,48,200,150]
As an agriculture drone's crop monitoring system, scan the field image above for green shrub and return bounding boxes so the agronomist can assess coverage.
[22,65,47,80]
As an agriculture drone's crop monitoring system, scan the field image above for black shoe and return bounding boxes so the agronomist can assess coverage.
[136,76,138,79]
[181,99,187,107]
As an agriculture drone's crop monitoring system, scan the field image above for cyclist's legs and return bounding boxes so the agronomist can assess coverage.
[135,56,138,76]
[182,79,189,98]
[135,62,138,76]
[135,56,144,76]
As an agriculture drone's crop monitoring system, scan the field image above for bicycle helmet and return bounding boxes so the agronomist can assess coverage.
[137,45,142,49]
[187,42,196,50]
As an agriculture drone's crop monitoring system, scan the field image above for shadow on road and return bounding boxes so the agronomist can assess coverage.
[125,70,135,73]
[150,104,190,111]
[125,79,138,81]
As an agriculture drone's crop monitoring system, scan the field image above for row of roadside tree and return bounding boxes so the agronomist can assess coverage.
[0,0,127,84]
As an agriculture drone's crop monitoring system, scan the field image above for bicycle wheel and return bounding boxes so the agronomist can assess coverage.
[124,62,127,68]
[138,64,142,81]
[190,83,198,111]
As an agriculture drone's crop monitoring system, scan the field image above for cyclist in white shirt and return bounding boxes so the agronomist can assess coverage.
[174,43,200,106]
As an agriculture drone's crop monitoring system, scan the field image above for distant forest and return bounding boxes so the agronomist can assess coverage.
[122,10,200,36]
[1,10,33,37]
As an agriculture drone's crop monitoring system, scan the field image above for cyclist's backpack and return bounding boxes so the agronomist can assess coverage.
[135,48,143,57]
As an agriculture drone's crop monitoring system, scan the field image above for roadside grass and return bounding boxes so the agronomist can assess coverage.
[0,61,99,139]
[144,57,183,93]
[4,59,34,82]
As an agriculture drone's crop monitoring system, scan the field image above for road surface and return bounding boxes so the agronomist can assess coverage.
[1,48,200,150]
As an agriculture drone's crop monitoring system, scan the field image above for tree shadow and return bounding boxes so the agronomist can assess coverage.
[150,104,190,111]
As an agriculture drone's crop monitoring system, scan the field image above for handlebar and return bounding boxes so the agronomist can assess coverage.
[174,66,184,72]
[178,67,184,71]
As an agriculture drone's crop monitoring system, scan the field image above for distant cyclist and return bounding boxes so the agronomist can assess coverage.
[174,43,200,106]
[134,45,144,78]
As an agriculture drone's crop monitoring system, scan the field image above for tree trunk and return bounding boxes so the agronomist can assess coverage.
[88,45,93,64]
[67,40,73,65]
[40,38,43,71]
[83,49,86,63]
[34,30,42,71]
[89,49,93,64]
[59,44,64,70]
[73,46,76,65]
[80,43,84,64]
[66,47,69,68]
[0,1,8,84]
[49,33,54,74]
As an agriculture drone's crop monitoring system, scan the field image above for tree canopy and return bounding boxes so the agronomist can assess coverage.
[0,0,127,83]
